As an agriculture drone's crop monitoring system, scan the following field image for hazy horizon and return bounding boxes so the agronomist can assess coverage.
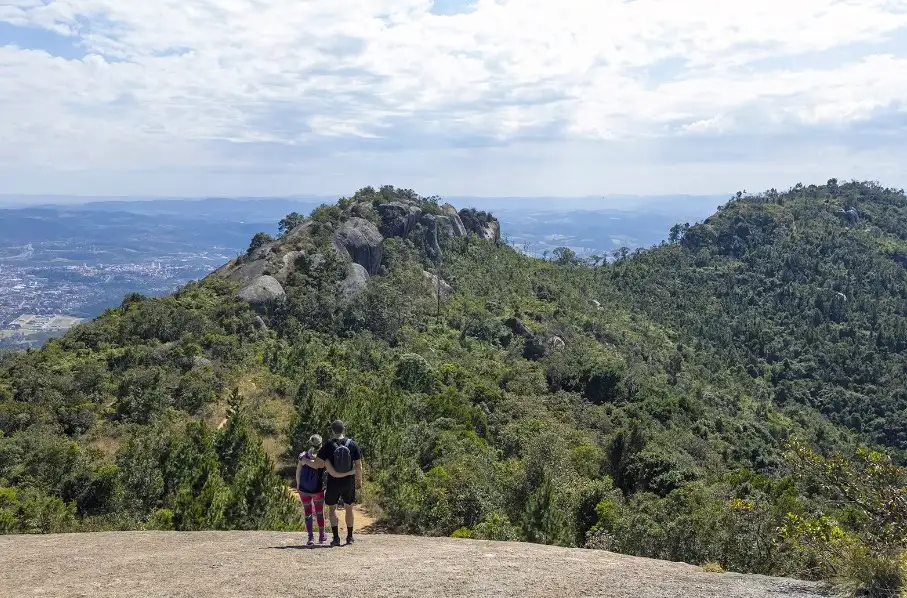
[0,192,730,219]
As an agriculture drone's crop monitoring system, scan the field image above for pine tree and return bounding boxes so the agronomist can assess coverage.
[521,473,569,546]
[224,445,299,530]
[214,389,301,530]
[215,388,253,484]
[170,422,227,531]
[288,379,322,457]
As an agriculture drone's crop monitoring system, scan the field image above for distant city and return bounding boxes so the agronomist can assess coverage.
[0,194,724,348]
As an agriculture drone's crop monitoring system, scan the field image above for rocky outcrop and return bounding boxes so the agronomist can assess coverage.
[0,532,828,598]
[421,214,442,261]
[334,217,384,275]
[376,202,423,239]
[236,275,285,305]
[214,196,501,301]
[281,219,314,244]
[439,204,468,237]
[459,208,501,244]
[505,317,547,361]
[211,240,278,286]
[548,336,566,350]
[192,355,213,368]
[275,250,304,282]
[222,259,269,286]
[339,263,370,299]
[482,219,501,244]
[836,207,860,224]
[422,270,454,299]
[350,202,376,220]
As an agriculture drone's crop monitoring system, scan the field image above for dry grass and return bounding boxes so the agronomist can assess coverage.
[701,562,725,574]
[87,435,123,460]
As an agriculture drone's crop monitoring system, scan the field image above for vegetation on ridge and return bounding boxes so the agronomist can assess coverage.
[1,182,906,596]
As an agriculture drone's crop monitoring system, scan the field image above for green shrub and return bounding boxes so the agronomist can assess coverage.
[473,511,521,542]
[395,354,436,394]
[0,486,76,534]
[149,508,174,531]
[784,442,907,595]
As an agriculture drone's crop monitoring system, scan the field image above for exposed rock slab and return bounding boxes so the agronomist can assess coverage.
[420,214,443,261]
[236,275,285,305]
[376,202,423,239]
[459,208,501,244]
[334,217,384,275]
[422,270,454,299]
[339,263,370,299]
[275,250,304,282]
[0,532,826,598]
[440,204,468,237]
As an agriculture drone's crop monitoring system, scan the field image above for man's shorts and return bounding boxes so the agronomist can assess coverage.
[325,477,355,506]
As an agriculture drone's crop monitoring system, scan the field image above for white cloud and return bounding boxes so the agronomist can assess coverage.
[1,0,907,195]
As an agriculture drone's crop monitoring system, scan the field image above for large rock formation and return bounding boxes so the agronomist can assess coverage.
[376,202,423,239]
[339,263,370,299]
[333,217,384,275]
[420,214,443,262]
[236,275,285,305]
[422,270,454,299]
[439,204,468,237]
[275,250,304,282]
[218,258,269,286]
[459,208,501,244]
[504,317,547,361]
[216,192,503,308]
[482,219,501,244]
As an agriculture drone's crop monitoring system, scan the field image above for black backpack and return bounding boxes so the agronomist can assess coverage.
[332,438,353,474]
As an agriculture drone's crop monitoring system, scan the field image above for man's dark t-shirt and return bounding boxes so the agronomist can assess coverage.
[319,437,362,507]
[317,437,362,479]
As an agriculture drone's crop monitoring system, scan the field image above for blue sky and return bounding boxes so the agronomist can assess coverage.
[2,0,907,199]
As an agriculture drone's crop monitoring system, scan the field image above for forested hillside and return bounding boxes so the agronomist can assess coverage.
[606,179,907,451]
[1,183,905,595]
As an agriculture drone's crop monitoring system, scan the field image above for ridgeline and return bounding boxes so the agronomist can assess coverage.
[1,182,905,595]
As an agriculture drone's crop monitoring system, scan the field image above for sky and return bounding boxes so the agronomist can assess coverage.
[2,0,907,199]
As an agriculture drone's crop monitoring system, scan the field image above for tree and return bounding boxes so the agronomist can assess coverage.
[215,393,300,530]
[278,212,305,236]
[247,232,274,255]
[214,389,254,483]
[521,473,569,546]
[784,441,907,595]
[551,247,578,265]
[170,422,228,531]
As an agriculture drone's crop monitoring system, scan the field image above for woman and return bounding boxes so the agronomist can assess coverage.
[297,434,327,546]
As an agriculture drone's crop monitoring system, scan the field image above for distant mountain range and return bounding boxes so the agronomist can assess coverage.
[0,192,728,257]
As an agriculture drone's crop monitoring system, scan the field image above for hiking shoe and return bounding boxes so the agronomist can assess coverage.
[306,537,315,547]
[330,537,342,548]
[346,536,355,546]
[318,532,327,544]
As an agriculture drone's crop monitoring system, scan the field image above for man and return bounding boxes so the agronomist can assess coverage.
[302,420,363,547]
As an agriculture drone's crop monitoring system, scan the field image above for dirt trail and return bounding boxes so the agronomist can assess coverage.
[287,486,377,535]
[0,532,827,598]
